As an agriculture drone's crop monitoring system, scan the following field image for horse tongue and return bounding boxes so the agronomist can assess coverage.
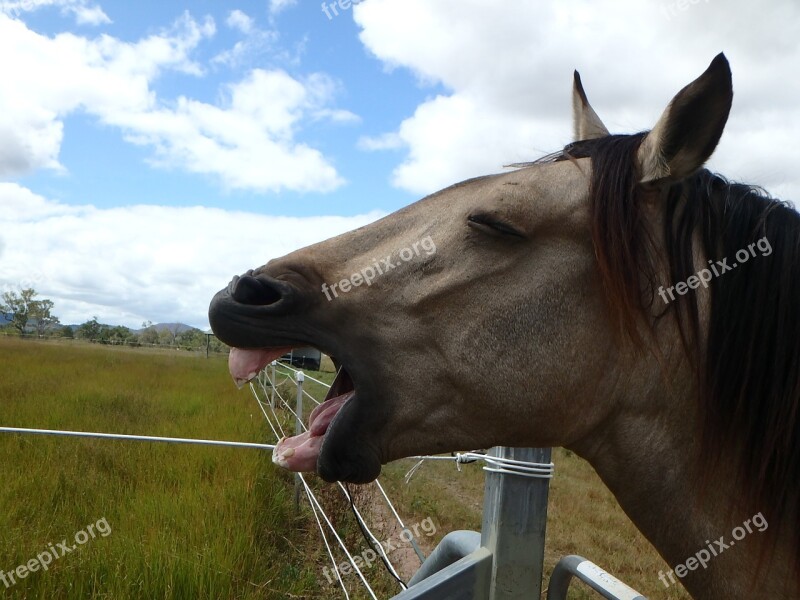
[228,347,291,388]
[272,392,354,472]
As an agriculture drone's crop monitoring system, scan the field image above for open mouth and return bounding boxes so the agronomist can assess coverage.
[228,347,355,473]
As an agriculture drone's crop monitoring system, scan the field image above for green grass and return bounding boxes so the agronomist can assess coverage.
[0,337,689,599]
[0,337,347,599]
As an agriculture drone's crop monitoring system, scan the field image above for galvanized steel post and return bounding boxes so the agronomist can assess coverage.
[270,360,277,408]
[480,446,552,599]
[393,447,552,599]
[294,370,304,510]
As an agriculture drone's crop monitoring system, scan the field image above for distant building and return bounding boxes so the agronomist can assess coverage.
[281,347,322,371]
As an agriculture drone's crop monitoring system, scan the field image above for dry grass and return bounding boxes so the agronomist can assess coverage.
[378,449,691,599]
[319,354,337,373]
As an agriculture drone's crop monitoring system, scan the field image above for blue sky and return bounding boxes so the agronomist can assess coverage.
[11,0,425,216]
[1,0,798,328]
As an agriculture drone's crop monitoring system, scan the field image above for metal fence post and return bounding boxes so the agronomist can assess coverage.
[294,370,304,510]
[270,360,277,409]
[481,447,552,599]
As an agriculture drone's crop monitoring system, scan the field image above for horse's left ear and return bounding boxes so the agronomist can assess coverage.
[638,53,733,183]
[573,71,610,141]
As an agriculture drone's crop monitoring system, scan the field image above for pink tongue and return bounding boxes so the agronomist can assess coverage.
[228,347,292,388]
[272,391,354,472]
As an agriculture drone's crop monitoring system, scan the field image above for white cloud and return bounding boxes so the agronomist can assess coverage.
[0,11,353,193]
[354,0,800,200]
[358,132,403,151]
[115,70,351,192]
[269,0,297,16]
[226,9,253,34]
[0,183,384,328]
[213,9,280,68]
[0,0,110,25]
[70,3,109,26]
[0,11,214,174]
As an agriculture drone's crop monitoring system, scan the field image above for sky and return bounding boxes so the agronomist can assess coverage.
[0,0,798,329]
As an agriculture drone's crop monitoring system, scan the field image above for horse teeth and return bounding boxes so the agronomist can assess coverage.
[233,371,259,389]
[272,445,295,469]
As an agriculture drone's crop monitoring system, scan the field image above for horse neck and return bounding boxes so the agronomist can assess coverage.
[568,343,792,598]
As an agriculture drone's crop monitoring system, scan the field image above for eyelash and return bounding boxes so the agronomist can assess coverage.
[467,215,525,239]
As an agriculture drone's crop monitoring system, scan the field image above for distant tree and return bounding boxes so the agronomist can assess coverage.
[164,323,183,345]
[30,299,60,337]
[157,328,174,346]
[1,288,38,335]
[139,321,159,345]
[61,325,74,339]
[176,327,204,348]
[76,317,103,341]
[104,325,134,345]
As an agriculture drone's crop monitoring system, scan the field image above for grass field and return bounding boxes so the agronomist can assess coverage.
[0,337,689,599]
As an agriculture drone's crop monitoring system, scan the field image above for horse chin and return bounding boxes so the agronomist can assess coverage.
[316,393,383,484]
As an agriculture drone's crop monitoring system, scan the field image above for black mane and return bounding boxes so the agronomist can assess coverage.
[538,133,800,565]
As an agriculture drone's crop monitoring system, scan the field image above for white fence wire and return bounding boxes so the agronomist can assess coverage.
[254,361,425,598]
[253,359,561,599]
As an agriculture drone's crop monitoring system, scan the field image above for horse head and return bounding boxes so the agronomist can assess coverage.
[210,54,732,483]
[210,54,800,597]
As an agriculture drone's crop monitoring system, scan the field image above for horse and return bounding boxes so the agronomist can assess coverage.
[209,54,799,598]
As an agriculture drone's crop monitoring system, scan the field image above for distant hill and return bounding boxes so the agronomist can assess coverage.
[4,319,200,337]
[136,322,196,334]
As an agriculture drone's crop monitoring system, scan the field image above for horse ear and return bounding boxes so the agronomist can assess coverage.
[573,71,610,141]
[637,53,733,183]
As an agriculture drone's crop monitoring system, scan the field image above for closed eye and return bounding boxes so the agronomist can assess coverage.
[467,214,525,239]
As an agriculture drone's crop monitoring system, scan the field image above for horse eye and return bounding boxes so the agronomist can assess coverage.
[467,214,525,239]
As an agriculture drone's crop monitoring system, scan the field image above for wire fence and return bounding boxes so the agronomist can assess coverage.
[250,361,433,598]
[251,360,568,599]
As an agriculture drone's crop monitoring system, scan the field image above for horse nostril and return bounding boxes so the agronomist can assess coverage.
[229,275,283,306]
